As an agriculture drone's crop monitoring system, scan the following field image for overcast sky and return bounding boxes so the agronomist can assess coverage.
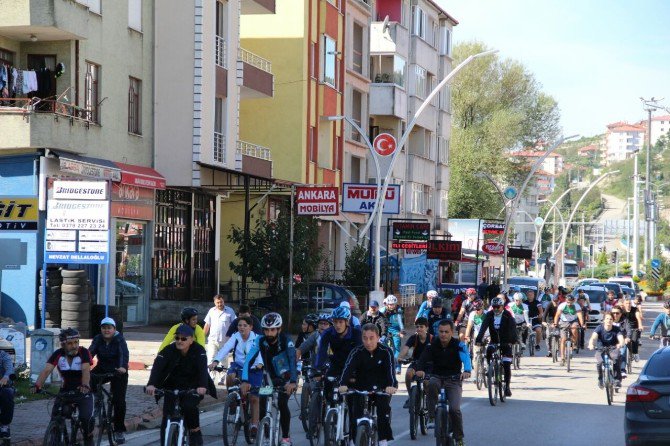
[440,0,670,138]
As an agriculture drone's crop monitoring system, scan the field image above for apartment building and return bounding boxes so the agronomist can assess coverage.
[513,150,564,176]
[604,121,645,165]
[650,114,670,146]
[369,0,457,243]
[0,0,157,326]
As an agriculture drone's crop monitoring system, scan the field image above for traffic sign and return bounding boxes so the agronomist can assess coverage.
[372,133,397,157]
[534,217,544,226]
[651,258,661,269]
[503,187,518,200]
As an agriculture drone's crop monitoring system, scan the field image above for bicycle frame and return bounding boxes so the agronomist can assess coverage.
[41,390,87,446]
[325,389,349,444]
[156,389,196,446]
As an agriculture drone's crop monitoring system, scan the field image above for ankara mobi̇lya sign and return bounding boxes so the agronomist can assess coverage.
[295,186,339,216]
[342,183,401,214]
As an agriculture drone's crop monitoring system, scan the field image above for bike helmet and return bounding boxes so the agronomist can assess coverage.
[261,312,283,329]
[384,295,398,305]
[513,292,525,302]
[426,290,438,298]
[59,327,80,343]
[491,297,505,307]
[472,299,484,311]
[566,294,576,301]
[432,297,443,307]
[331,306,351,320]
[180,307,198,322]
[318,313,333,324]
[466,288,477,296]
[304,313,319,328]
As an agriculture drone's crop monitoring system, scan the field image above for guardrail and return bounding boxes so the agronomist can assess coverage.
[214,131,225,163]
[236,140,272,161]
[216,35,227,68]
[238,47,272,74]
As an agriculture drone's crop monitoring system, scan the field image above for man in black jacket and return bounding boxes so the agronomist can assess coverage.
[475,296,518,397]
[360,300,388,340]
[145,324,216,446]
[339,323,397,446]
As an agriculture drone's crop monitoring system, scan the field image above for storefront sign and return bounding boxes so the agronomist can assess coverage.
[482,241,504,255]
[120,171,166,189]
[46,200,109,230]
[45,252,108,264]
[483,222,505,235]
[427,240,462,261]
[391,241,428,250]
[46,230,76,241]
[60,158,121,181]
[111,183,155,220]
[53,181,108,200]
[46,240,76,252]
[392,222,430,241]
[0,198,38,231]
[508,247,533,260]
[342,183,400,214]
[79,241,108,252]
[79,231,109,241]
[295,186,339,216]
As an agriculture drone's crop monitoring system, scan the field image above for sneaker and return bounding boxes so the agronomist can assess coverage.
[280,438,292,446]
[504,386,512,397]
[250,424,258,440]
[545,352,552,358]
[560,359,566,366]
[621,371,628,379]
[572,348,578,354]
[634,354,639,362]
[426,420,435,430]
[456,440,466,446]
[598,379,604,389]
[615,380,622,388]
[379,441,388,446]
[403,398,410,409]
[190,431,204,446]
[114,432,125,444]
[0,426,9,439]
[535,345,541,351]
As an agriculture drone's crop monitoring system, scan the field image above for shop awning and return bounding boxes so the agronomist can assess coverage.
[114,162,166,190]
[48,149,122,181]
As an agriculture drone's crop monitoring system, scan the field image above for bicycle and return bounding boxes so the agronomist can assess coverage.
[651,334,670,348]
[560,324,578,373]
[512,326,524,370]
[40,389,89,446]
[471,341,487,391]
[216,367,253,446]
[91,372,118,446]
[597,347,617,406]
[433,375,461,446]
[485,343,505,406]
[323,387,350,446]
[527,326,536,357]
[255,382,288,446]
[350,389,390,446]
[407,374,428,440]
[299,363,315,433]
[154,388,200,446]
[549,326,560,363]
[307,375,331,446]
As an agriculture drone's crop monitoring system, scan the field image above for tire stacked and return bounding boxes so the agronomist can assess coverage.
[60,270,92,338]
[38,268,62,328]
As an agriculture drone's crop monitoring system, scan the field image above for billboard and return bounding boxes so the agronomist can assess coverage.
[341,183,400,214]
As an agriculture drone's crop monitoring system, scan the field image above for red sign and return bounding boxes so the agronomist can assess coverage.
[296,186,339,216]
[111,183,155,220]
[121,171,166,190]
[427,240,462,261]
[373,133,397,157]
[392,241,428,250]
[482,241,504,256]
[483,222,505,235]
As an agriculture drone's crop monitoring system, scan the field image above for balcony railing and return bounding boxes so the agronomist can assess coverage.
[238,48,272,74]
[236,140,272,161]
[214,131,225,163]
[0,95,95,125]
[216,35,227,68]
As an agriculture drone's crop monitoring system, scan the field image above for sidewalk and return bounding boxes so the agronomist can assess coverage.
[14,327,225,446]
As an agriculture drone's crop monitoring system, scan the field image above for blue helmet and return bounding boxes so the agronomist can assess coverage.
[331,306,351,320]
[318,313,333,324]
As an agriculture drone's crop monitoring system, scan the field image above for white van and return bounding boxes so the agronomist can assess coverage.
[608,277,639,293]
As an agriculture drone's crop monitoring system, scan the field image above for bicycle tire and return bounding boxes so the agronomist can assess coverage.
[566,341,572,373]
[43,420,64,446]
[243,400,253,444]
[300,382,312,432]
[354,421,371,446]
[409,386,418,440]
[497,361,506,403]
[419,387,427,436]
[255,418,272,446]
[529,334,536,357]
[308,392,323,446]
[487,361,497,406]
[627,348,633,375]
[474,357,483,391]
[324,410,337,446]
[434,406,450,446]
[552,337,559,363]
[514,348,521,370]
[223,394,242,446]
[166,422,181,446]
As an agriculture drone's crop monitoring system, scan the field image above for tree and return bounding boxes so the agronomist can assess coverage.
[597,251,608,266]
[448,41,562,218]
[341,243,370,295]
[228,202,323,305]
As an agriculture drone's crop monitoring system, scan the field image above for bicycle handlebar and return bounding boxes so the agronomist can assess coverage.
[150,388,199,397]
[92,372,119,379]
[343,389,391,397]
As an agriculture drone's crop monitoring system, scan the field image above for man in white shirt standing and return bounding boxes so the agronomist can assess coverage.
[204,294,236,382]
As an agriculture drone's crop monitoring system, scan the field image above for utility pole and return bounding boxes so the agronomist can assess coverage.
[633,151,640,277]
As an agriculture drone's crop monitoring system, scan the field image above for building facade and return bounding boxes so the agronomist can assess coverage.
[650,114,670,146]
[604,121,645,165]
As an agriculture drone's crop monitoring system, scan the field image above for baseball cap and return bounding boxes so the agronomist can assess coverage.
[100,317,116,327]
[175,324,195,337]
[369,300,380,308]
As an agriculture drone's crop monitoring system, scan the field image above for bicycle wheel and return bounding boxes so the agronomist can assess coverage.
[354,421,371,446]
[419,387,427,436]
[243,400,253,444]
[43,420,64,446]
[497,362,506,403]
[409,386,418,440]
[474,357,483,391]
[529,334,536,357]
[308,392,323,446]
[223,393,242,446]
[627,348,633,375]
[255,418,272,446]
[324,410,337,446]
[551,337,559,363]
[514,348,521,370]
[300,382,312,432]
[166,422,181,446]
[435,406,451,446]
[566,342,572,373]
[487,361,497,406]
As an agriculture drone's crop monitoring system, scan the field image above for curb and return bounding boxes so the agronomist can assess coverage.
[128,360,147,370]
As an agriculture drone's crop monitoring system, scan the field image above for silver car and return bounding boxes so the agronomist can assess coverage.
[571,285,608,327]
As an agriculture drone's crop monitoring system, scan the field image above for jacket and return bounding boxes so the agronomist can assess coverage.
[148,343,216,398]
[339,344,397,390]
[361,311,388,338]
[650,313,670,337]
[415,337,472,376]
[89,332,130,372]
[476,310,518,345]
[315,326,363,376]
[380,307,404,332]
[242,333,298,384]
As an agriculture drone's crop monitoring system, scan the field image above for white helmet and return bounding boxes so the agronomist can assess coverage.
[261,312,283,329]
[384,295,398,305]
[426,290,438,298]
[339,301,351,308]
[513,292,525,302]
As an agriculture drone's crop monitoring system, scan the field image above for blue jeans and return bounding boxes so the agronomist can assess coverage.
[388,330,402,361]
[620,345,628,372]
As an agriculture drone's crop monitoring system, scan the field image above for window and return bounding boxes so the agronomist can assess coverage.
[351,89,363,142]
[214,98,224,162]
[438,137,450,164]
[76,0,101,14]
[322,35,336,87]
[424,131,434,158]
[413,6,426,39]
[350,156,361,183]
[440,26,452,56]
[0,48,14,65]
[429,74,437,106]
[352,22,364,75]
[439,84,452,112]
[393,56,406,87]
[414,66,427,98]
[411,183,423,214]
[128,77,142,134]
[439,190,448,218]
[310,42,316,79]
[401,0,409,27]
[84,62,100,123]
[128,0,142,31]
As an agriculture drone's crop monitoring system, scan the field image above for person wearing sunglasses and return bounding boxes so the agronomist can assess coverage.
[146,324,217,446]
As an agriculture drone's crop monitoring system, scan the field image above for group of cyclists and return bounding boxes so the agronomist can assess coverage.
[12,284,670,446]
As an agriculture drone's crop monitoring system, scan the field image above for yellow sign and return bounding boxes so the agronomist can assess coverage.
[0,198,38,221]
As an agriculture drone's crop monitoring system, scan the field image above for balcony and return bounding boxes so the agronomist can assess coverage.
[371,22,409,57]
[369,83,407,119]
[408,154,435,185]
[215,36,228,97]
[237,48,274,99]
[216,36,227,68]
[0,0,89,41]
[235,140,273,178]
[409,96,436,130]
[213,131,225,164]
[410,35,439,75]
[241,0,275,14]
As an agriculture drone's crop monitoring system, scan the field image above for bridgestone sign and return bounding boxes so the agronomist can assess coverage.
[295,186,339,216]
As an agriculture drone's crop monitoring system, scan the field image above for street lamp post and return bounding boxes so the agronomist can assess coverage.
[475,171,508,282]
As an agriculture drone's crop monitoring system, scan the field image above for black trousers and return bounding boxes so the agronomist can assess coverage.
[0,387,14,425]
[630,329,641,354]
[53,392,94,436]
[92,373,128,432]
[349,394,393,441]
[160,391,204,442]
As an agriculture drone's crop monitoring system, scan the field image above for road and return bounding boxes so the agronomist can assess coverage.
[119,303,663,446]
[595,193,628,254]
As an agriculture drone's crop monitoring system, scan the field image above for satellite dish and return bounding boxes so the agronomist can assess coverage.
[382,15,390,34]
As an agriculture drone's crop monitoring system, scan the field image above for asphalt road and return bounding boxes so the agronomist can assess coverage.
[120,303,664,446]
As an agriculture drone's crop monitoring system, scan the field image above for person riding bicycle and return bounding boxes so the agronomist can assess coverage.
[361,300,388,342]
[146,324,217,446]
[340,301,362,328]
[225,304,263,337]
[588,312,625,389]
[464,299,488,384]
[621,297,643,362]
[297,313,332,361]
[427,297,452,337]
[241,313,298,446]
[576,292,591,349]
[454,288,479,341]
[209,316,261,388]
[339,323,398,446]
[380,295,405,374]
[88,317,129,444]
[398,317,432,408]
[415,320,471,446]
[507,292,530,350]
[296,313,319,350]
[602,290,618,313]
[543,294,561,357]
[31,328,95,446]
[611,306,632,379]
[476,297,517,397]
[0,342,15,440]
[553,294,584,366]
[525,290,544,351]
[159,307,206,352]
[417,290,438,319]
[649,300,670,342]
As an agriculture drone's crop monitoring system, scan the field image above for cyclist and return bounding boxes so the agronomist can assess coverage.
[602,290,618,313]
[146,324,216,446]
[553,294,584,366]
[340,301,361,328]
[556,286,569,303]
[621,297,643,362]
[226,304,263,337]
[417,290,438,319]
[31,328,94,446]
[361,300,388,342]
[464,299,488,382]
[576,291,591,350]
[0,341,15,440]
[543,294,561,357]
[159,307,206,352]
[649,300,670,343]
[398,317,431,408]
[209,316,261,388]
[525,290,544,351]
[427,297,452,337]
[339,323,398,446]
[296,313,319,350]
[454,288,479,341]
[476,296,517,397]
[611,306,632,379]
[507,292,530,350]
[415,320,471,446]
[88,317,129,444]
[588,312,625,389]
[380,295,405,374]
[296,313,332,361]
[241,313,298,446]
[538,288,553,309]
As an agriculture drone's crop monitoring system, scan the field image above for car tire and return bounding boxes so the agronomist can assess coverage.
[61,293,89,302]
[60,284,88,294]
[60,270,88,279]
[61,310,90,322]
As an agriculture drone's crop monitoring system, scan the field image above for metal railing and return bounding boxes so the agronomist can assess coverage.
[214,131,225,163]
[236,140,272,161]
[0,96,96,123]
[215,35,227,68]
[238,47,272,74]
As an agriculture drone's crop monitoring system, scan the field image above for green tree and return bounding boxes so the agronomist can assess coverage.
[597,251,608,266]
[341,243,370,295]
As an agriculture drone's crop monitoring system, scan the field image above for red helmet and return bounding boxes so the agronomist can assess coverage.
[466,288,477,296]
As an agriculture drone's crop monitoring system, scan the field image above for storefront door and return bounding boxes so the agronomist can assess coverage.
[115,221,147,324]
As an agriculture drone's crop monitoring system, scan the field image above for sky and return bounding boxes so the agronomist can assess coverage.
[439,0,670,138]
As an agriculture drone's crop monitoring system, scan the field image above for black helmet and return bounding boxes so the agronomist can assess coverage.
[304,313,319,328]
[181,307,198,322]
[59,327,80,343]
[432,297,443,307]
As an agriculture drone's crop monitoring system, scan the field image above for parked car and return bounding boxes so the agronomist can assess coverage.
[624,347,670,445]
[621,286,636,299]
[598,282,624,298]
[508,276,546,297]
[295,282,362,317]
[577,278,600,287]
[571,285,608,327]
[609,276,640,293]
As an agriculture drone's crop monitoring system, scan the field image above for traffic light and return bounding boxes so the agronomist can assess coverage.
[589,244,594,257]
[610,251,618,264]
